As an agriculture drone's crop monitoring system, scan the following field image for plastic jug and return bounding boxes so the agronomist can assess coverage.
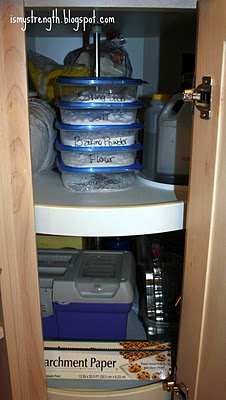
[155,93,193,185]
[142,94,170,180]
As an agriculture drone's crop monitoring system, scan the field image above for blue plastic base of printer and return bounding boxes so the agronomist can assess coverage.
[42,302,132,341]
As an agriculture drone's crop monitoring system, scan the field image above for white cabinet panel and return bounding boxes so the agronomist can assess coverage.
[47,382,170,400]
[34,171,186,235]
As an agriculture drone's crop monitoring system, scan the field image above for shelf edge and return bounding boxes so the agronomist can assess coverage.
[35,201,185,236]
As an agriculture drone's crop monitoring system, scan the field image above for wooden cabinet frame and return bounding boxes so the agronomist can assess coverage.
[0,1,47,399]
[0,1,225,399]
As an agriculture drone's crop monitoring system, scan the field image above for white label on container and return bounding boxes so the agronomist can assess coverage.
[89,154,115,164]
[88,113,109,123]
[73,136,129,147]
[77,92,126,102]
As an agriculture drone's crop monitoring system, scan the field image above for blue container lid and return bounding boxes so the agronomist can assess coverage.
[56,77,147,86]
[56,155,143,173]
[55,100,144,109]
[55,120,144,131]
[55,137,143,153]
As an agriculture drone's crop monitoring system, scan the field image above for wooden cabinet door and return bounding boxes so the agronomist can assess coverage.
[176,0,226,399]
[0,0,47,399]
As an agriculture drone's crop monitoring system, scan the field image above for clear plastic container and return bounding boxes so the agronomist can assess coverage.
[156,93,193,185]
[55,138,143,168]
[56,156,142,192]
[55,121,143,148]
[56,77,145,103]
[55,100,144,125]
[142,94,170,180]
[142,314,178,343]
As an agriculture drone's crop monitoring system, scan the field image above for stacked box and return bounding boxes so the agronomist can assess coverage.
[55,77,146,191]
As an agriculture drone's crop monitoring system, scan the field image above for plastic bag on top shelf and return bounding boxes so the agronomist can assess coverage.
[64,33,133,78]
[27,50,90,102]
[29,98,57,174]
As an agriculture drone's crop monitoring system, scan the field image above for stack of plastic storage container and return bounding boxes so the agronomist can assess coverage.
[55,77,145,192]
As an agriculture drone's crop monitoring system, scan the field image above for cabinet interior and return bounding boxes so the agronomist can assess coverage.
[26,7,197,94]
[26,5,196,391]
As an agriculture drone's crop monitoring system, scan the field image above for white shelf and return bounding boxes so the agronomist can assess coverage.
[33,170,187,236]
[47,382,170,400]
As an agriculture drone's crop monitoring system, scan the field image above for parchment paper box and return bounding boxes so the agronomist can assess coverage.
[44,340,172,382]
[38,249,135,341]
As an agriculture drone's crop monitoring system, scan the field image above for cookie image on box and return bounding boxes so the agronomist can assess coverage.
[120,350,157,363]
[119,350,171,381]
[156,344,167,350]
[137,371,150,380]
[119,341,159,349]
[152,372,161,380]
[155,354,166,362]
[128,363,142,373]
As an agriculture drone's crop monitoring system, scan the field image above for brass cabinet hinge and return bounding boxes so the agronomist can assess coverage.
[162,380,189,399]
[183,76,212,120]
